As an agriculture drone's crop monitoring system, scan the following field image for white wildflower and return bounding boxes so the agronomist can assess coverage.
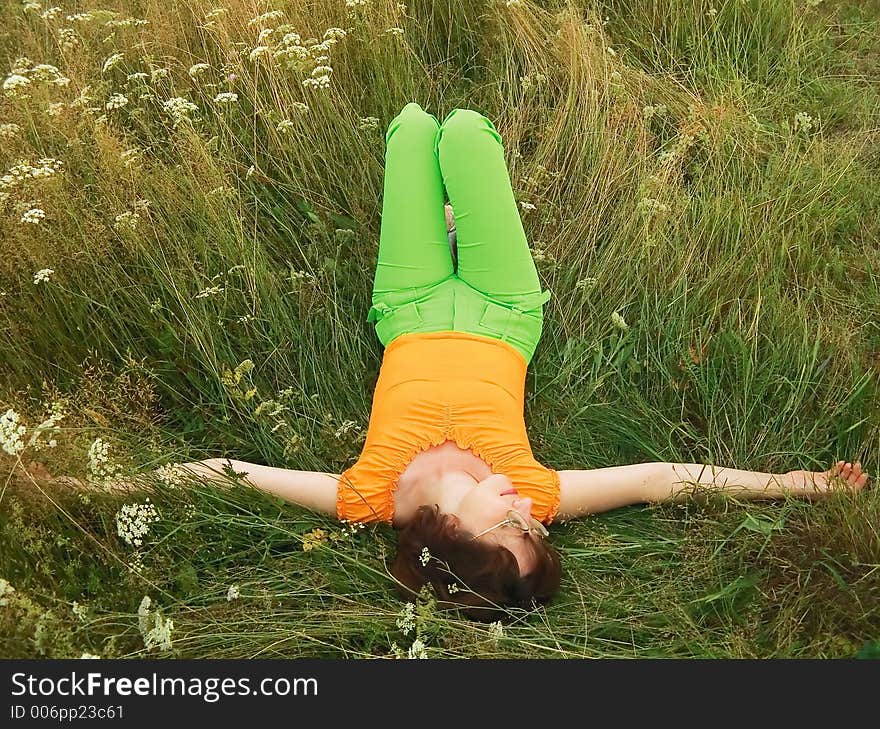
[396,602,416,635]
[29,64,69,85]
[276,119,295,133]
[155,463,185,488]
[40,6,62,20]
[32,268,53,284]
[79,653,101,659]
[519,201,536,211]
[575,276,597,291]
[105,93,129,110]
[195,285,224,299]
[58,27,80,52]
[72,601,88,621]
[407,639,428,659]
[162,96,199,127]
[27,404,64,451]
[302,74,331,90]
[102,52,124,73]
[610,311,628,331]
[115,498,160,548]
[333,419,359,439]
[128,550,145,574]
[340,519,365,536]
[2,74,31,94]
[419,546,431,566]
[0,123,21,138]
[249,46,271,62]
[106,18,149,30]
[794,111,818,134]
[21,208,46,224]
[87,436,124,483]
[0,409,27,455]
[150,67,170,82]
[45,400,65,420]
[248,9,284,26]
[46,101,65,116]
[188,63,210,78]
[141,602,174,652]
[226,585,240,601]
[113,210,140,232]
[488,620,504,642]
[137,595,152,633]
[213,91,238,105]
[384,27,404,36]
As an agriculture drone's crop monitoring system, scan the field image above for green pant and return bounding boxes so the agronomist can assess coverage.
[368,102,551,364]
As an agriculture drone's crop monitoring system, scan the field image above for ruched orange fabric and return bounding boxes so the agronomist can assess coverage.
[336,330,560,526]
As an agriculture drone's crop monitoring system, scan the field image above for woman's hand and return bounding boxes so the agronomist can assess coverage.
[789,460,870,498]
[16,459,137,493]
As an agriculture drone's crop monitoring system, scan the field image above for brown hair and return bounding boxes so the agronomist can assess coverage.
[390,504,562,622]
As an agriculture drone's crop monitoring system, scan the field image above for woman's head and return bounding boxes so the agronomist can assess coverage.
[452,472,542,573]
[390,483,562,621]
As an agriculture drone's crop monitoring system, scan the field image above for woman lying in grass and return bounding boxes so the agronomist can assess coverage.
[39,453,870,623]
[35,103,873,621]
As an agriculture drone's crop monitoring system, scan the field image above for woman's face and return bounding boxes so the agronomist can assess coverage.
[452,472,540,576]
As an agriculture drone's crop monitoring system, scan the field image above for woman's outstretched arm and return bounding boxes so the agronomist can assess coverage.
[555,460,869,522]
[37,457,341,519]
[175,458,340,518]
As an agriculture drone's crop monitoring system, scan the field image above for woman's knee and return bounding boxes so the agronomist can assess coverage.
[436,108,501,150]
[387,102,440,141]
[439,107,484,130]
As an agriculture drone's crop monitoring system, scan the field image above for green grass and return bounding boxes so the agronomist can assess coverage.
[1,0,878,658]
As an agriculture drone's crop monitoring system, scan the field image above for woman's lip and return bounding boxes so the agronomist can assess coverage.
[500,488,518,496]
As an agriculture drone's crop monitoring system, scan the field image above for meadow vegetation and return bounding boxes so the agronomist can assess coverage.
[1,0,878,658]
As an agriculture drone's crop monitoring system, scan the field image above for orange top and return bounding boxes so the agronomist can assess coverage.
[336,331,560,526]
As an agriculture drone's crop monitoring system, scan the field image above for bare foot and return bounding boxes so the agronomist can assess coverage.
[444,203,455,231]
[790,460,870,497]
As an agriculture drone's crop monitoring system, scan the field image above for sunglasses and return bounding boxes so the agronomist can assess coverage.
[470,509,550,541]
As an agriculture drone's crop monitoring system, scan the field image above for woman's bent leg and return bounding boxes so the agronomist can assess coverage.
[434,108,551,363]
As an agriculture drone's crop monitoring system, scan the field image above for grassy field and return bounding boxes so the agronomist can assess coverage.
[1,0,879,658]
